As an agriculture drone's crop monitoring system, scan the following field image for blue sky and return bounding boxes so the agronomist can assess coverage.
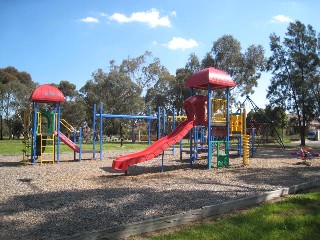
[1,0,319,108]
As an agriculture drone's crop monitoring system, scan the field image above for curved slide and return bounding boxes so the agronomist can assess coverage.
[59,132,80,152]
[112,120,194,171]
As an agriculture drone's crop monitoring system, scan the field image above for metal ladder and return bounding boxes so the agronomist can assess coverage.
[39,134,55,164]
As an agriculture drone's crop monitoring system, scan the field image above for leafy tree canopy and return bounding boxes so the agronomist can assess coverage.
[267,20,320,145]
[210,35,266,99]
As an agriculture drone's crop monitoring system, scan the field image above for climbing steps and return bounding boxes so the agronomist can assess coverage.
[39,134,55,164]
[22,137,31,165]
[215,141,229,167]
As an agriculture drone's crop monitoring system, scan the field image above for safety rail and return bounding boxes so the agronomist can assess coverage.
[211,98,227,123]
[60,119,79,133]
[167,116,188,121]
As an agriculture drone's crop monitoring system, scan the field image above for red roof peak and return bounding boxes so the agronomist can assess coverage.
[30,84,66,103]
[186,67,235,90]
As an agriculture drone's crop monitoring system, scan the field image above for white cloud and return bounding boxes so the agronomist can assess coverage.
[170,11,177,17]
[80,17,99,23]
[164,37,198,50]
[270,14,293,23]
[108,8,171,28]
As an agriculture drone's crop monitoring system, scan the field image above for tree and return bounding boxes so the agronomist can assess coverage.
[170,68,192,115]
[267,21,320,146]
[209,35,266,101]
[201,52,215,69]
[118,51,169,94]
[80,68,143,140]
[146,53,201,116]
[52,80,87,131]
[145,72,176,113]
[54,80,78,100]
[185,53,201,74]
[0,66,36,139]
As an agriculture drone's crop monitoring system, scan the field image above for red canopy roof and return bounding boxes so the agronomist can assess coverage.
[30,84,66,103]
[185,67,235,90]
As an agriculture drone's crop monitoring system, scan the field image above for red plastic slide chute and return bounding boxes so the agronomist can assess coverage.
[59,132,80,152]
[112,120,194,171]
[112,95,207,171]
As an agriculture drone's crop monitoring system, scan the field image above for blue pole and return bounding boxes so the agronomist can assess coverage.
[57,103,61,163]
[201,126,205,150]
[180,139,183,161]
[100,102,103,160]
[32,102,37,164]
[194,126,198,160]
[97,114,157,120]
[226,87,230,166]
[162,109,166,137]
[189,88,194,167]
[189,125,193,166]
[157,107,161,140]
[53,104,57,163]
[251,128,255,157]
[238,136,242,156]
[148,108,151,146]
[207,85,212,169]
[93,104,96,159]
[172,109,176,154]
[161,151,165,172]
[73,129,76,160]
[79,127,82,161]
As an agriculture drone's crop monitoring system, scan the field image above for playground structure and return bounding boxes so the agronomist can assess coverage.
[23,84,164,165]
[22,84,99,164]
[22,68,254,170]
[93,103,166,160]
[112,67,253,172]
[180,99,251,167]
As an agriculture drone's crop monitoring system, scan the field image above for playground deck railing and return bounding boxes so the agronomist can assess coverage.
[60,119,79,133]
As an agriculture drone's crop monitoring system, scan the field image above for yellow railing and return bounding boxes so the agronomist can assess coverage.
[212,98,227,122]
[60,119,78,133]
[37,112,42,133]
[168,116,188,122]
[230,115,242,133]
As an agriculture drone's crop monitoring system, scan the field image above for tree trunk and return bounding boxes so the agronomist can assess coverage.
[120,123,123,146]
[131,120,135,143]
[300,104,307,146]
[0,115,3,140]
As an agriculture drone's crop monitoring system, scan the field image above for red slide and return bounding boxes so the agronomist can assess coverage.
[59,132,80,152]
[112,120,194,171]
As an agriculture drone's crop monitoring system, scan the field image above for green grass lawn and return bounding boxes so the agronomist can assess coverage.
[145,189,320,240]
[0,139,152,155]
[0,137,315,155]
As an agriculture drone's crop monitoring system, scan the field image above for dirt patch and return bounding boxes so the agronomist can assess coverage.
[1,147,320,239]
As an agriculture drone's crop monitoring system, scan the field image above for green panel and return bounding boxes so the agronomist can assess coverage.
[41,111,55,134]
[217,154,229,167]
